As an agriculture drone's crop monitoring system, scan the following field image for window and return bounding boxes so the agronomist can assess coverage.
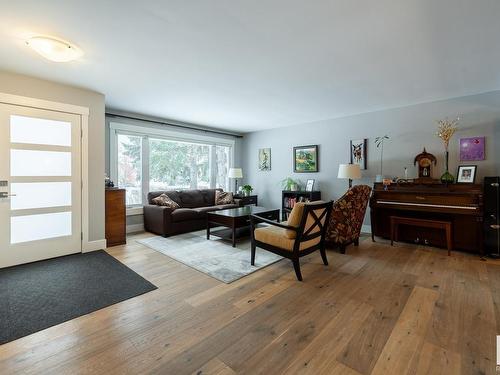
[110,122,234,208]
[117,134,142,205]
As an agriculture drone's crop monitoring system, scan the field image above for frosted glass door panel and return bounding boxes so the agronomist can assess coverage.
[10,115,71,146]
[11,150,71,176]
[10,182,72,210]
[11,211,72,244]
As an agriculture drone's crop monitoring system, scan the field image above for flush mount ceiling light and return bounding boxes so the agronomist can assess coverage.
[26,36,83,62]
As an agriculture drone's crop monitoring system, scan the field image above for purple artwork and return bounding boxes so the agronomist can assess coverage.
[459,137,485,161]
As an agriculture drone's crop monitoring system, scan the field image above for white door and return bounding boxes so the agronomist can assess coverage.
[0,103,82,268]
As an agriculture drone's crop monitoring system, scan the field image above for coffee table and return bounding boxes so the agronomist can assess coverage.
[206,206,280,247]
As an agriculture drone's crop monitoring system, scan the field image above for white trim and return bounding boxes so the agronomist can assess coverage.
[127,206,143,216]
[126,224,144,234]
[83,239,107,252]
[0,93,89,115]
[361,224,372,234]
[0,92,92,254]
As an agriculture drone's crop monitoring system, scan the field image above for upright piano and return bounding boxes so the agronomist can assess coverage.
[370,182,484,254]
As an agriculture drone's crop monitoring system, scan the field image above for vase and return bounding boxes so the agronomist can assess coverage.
[440,151,455,184]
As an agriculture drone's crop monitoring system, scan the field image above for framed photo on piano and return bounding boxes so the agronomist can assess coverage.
[456,165,477,184]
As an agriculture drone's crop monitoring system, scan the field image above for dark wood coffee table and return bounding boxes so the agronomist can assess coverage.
[206,206,280,247]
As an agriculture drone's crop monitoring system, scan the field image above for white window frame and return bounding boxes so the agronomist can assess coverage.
[109,122,235,215]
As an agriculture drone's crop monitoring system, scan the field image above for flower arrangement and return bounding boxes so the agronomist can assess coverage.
[436,117,459,151]
[435,117,459,183]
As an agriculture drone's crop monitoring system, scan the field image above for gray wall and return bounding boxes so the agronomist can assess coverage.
[242,91,500,227]
[0,70,106,242]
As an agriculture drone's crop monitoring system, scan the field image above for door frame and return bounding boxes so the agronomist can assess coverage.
[0,92,95,253]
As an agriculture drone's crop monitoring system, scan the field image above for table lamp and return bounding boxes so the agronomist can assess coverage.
[338,164,361,188]
[228,168,243,192]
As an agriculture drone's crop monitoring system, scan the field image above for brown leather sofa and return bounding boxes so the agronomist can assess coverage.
[144,189,239,236]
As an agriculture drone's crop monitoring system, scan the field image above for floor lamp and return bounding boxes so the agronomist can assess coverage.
[338,164,361,188]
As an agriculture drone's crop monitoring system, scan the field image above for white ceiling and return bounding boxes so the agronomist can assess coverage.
[1,0,500,133]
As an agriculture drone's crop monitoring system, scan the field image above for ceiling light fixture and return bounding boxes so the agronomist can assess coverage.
[26,36,83,62]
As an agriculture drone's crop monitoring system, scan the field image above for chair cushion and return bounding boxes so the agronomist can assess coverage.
[171,208,201,222]
[254,225,320,251]
[285,202,305,239]
[215,191,234,205]
[151,193,180,208]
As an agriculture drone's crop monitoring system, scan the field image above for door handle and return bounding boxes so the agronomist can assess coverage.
[0,192,16,198]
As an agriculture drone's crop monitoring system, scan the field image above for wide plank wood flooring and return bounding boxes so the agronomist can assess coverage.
[1,232,499,374]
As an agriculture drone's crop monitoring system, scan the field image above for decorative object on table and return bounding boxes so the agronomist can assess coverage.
[456,165,477,184]
[258,148,271,171]
[374,135,389,182]
[413,148,437,182]
[105,174,114,188]
[305,179,315,192]
[228,168,243,192]
[241,184,254,196]
[436,117,459,184]
[293,145,319,173]
[325,185,372,254]
[281,177,301,191]
[337,164,361,188]
[350,139,367,170]
[459,137,485,161]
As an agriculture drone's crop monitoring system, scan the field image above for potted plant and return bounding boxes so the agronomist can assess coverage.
[241,184,253,196]
[280,177,301,191]
[374,135,390,182]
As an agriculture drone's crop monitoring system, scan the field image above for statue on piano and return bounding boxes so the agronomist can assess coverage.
[414,148,438,183]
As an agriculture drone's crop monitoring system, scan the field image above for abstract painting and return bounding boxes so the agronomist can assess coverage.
[350,139,367,170]
[459,137,485,161]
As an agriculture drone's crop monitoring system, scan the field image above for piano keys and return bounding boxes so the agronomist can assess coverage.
[370,182,483,254]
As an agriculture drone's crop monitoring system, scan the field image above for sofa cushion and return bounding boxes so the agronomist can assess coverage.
[148,190,181,205]
[192,206,219,214]
[151,193,180,208]
[178,189,218,208]
[171,208,201,222]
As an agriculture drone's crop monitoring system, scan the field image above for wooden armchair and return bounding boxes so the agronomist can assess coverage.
[250,201,333,281]
[325,185,372,253]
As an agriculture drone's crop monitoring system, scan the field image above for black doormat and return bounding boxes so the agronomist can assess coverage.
[0,250,157,345]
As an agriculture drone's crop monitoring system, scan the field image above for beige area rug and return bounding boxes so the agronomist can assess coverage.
[137,230,283,283]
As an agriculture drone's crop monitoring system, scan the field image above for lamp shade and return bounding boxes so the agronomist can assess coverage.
[228,168,243,179]
[337,164,361,179]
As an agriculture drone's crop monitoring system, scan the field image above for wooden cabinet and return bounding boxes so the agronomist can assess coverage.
[234,194,258,206]
[105,188,126,247]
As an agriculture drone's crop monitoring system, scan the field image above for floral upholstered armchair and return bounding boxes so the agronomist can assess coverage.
[325,185,372,253]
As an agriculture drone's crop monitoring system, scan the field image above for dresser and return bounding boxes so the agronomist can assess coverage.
[105,188,126,247]
[370,182,483,254]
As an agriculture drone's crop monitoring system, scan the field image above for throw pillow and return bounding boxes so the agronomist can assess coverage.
[152,193,180,209]
[215,191,234,205]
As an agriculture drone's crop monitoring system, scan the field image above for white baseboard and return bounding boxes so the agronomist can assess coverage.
[127,224,145,234]
[361,224,372,234]
[83,239,107,253]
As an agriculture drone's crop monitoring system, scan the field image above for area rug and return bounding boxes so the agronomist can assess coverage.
[0,250,157,345]
[137,232,283,283]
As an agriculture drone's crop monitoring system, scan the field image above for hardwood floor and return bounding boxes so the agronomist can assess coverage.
[1,231,499,374]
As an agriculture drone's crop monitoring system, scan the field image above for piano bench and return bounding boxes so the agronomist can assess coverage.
[390,216,452,256]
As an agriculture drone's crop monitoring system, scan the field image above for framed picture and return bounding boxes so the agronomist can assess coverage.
[294,145,319,173]
[459,137,485,161]
[456,165,477,184]
[258,148,271,171]
[350,139,367,170]
[305,179,315,192]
